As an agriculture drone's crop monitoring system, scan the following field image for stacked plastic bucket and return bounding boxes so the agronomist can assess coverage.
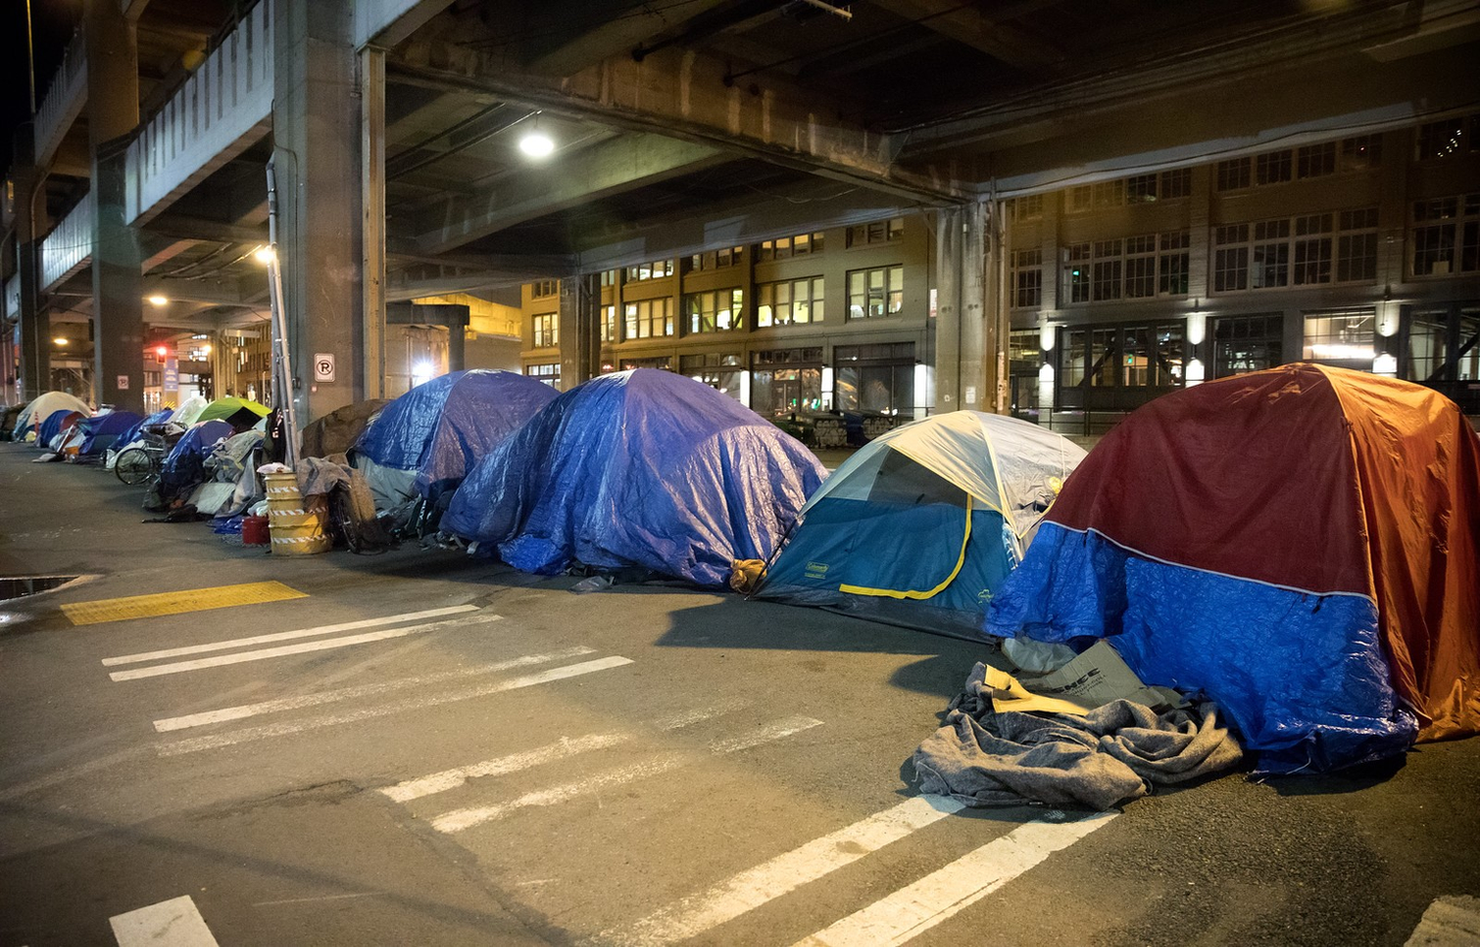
[262,471,331,555]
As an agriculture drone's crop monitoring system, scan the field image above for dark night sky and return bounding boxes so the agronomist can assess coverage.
[2,0,83,172]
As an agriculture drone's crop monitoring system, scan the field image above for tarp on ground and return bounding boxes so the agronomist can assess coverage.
[986,363,1480,773]
[755,411,1086,636]
[442,369,827,588]
[13,391,90,439]
[413,370,559,502]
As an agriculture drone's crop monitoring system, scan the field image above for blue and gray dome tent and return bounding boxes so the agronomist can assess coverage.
[754,411,1086,636]
[441,369,827,588]
[351,370,557,510]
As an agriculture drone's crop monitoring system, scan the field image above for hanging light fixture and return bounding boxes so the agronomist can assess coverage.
[519,112,555,159]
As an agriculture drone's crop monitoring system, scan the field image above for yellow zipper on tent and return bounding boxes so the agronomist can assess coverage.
[838,496,972,600]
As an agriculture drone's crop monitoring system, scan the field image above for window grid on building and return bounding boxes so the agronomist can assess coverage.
[533,312,558,348]
[1303,309,1377,362]
[1410,193,1480,277]
[1070,168,1191,211]
[1214,208,1380,291]
[1064,232,1188,303]
[756,277,824,327]
[1010,249,1043,308]
[846,265,904,319]
[1415,115,1479,161]
[758,232,824,261]
[526,362,560,387]
[688,247,744,271]
[846,217,904,247]
[623,297,674,339]
[625,260,674,281]
[1212,314,1284,378]
[1011,194,1044,220]
[684,288,745,333]
[599,270,618,287]
[531,280,559,298]
[600,305,617,343]
[1060,322,1185,388]
[679,352,743,397]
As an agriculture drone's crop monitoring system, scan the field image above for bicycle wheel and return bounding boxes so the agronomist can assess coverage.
[114,447,157,486]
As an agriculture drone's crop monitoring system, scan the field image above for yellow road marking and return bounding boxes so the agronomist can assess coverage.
[62,581,307,626]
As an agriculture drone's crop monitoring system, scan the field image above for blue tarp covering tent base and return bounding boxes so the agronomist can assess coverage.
[38,409,85,450]
[147,420,234,509]
[755,411,1086,636]
[351,370,558,510]
[986,364,1480,775]
[442,369,827,588]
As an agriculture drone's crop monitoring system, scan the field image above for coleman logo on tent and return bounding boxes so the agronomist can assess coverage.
[804,561,829,579]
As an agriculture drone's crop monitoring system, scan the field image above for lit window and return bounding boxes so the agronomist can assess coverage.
[846,266,903,319]
[756,277,824,327]
[684,288,745,333]
[533,312,559,348]
[622,298,674,339]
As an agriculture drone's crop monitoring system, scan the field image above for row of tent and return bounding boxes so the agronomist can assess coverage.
[8,363,1476,778]
[343,363,1479,778]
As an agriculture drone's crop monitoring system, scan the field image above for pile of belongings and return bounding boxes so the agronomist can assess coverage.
[350,370,558,529]
[984,364,1480,774]
[752,411,1085,636]
[913,643,1243,810]
[145,420,234,513]
[441,369,826,588]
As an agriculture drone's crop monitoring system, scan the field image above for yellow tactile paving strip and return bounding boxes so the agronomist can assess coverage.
[62,581,307,626]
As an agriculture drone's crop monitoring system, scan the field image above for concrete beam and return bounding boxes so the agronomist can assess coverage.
[354,0,457,50]
[503,0,734,76]
[410,134,728,254]
[868,0,1062,70]
[147,214,268,246]
[388,37,968,204]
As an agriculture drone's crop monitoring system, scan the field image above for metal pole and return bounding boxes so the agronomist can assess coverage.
[24,0,36,115]
[265,157,299,469]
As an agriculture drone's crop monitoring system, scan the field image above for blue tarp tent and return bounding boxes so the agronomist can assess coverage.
[112,409,173,453]
[755,412,1086,636]
[158,420,233,497]
[442,369,827,588]
[351,370,557,510]
[71,411,144,456]
[413,371,559,501]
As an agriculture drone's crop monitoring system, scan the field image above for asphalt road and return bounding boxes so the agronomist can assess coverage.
[1,443,1476,947]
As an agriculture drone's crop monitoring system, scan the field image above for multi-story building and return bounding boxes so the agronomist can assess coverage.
[515,117,1480,432]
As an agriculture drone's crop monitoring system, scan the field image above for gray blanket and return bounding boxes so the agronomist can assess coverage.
[913,662,1243,810]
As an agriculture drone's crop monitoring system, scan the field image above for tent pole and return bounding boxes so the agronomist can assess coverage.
[265,157,300,470]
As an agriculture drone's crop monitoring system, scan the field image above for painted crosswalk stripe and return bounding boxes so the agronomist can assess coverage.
[606,794,964,946]
[64,581,305,626]
[109,895,220,947]
[432,715,823,834]
[155,656,635,756]
[110,614,503,681]
[103,605,479,666]
[153,646,595,732]
[791,812,1119,947]
[382,700,750,803]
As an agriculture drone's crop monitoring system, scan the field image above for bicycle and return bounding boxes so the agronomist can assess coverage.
[113,432,169,486]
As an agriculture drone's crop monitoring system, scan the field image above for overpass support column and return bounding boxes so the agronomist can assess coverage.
[12,129,48,402]
[274,0,365,421]
[559,275,599,390]
[933,203,989,413]
[86,0,144,412]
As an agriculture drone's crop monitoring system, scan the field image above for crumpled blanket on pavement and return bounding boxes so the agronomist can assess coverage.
[912,662,1243,810]
[296,455,352,497]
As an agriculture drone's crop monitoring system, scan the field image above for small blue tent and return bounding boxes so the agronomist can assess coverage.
[112,409,173,454]
[352,370,556,510]
[70,411,144,456]
[442,369,826,588]
[755,412,1086,636]
[158,420,233,497]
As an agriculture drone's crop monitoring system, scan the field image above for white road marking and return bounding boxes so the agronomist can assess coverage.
[607,795,965,947]
[153,647,595,732]
[432,716,824,834]
[110,614,503,681]
[109,895,220,947]
[154,656,635,756]
[792,812,1119,947]
[1405,895,1480,947]
[382,732,632,802]
[382,699,752,803]
[101,605,480,666]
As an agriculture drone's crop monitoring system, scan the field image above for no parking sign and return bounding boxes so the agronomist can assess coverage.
[313,353,336,383]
